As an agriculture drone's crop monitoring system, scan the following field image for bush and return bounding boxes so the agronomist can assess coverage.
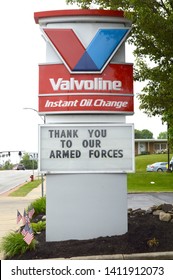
[141,151,150,155]
[28,196,46,216]
[0,197,46,259]
[0,232,37,258]
[31,221,46,233]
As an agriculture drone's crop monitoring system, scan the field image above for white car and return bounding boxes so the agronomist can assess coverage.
[146,162,168,172]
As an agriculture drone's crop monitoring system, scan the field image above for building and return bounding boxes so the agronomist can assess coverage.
[135,139,168,155]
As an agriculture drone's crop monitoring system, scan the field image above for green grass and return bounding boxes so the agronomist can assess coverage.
[128,154,173,192]
[128,172,173,192]
[9,179,42,197]
[135,154,170,172]
[0,232,37,258]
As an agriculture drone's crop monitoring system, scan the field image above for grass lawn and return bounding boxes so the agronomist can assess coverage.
[128,154,173,192]
[9,179,42,197]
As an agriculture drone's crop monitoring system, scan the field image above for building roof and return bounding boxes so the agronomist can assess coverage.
[135,139,167,142]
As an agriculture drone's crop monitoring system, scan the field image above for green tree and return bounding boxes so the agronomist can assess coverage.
[20,153,37,170]
[3,161,13,170]
[66,0,173,146]
[158,131,168,139]
[135,129,153,139]
[135,129,142,139]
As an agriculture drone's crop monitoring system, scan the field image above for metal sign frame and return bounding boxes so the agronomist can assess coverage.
[39,123,134,174]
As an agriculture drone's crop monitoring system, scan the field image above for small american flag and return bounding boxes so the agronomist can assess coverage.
[17,210,22,224]
[23,227,34,245]
[28,207,35,219]
[22,210,27,225]
[22,210,30,225]
[21,222,30,236]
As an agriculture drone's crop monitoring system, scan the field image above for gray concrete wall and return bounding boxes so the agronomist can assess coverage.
[46,173,127,241]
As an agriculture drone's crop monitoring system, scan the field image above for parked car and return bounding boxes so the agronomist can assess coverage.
[13,164,25,170]
[146,162,168,172]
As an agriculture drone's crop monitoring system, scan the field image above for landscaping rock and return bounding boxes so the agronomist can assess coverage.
[146,208,153,214]
[159,212,172,222]
[153,210,164,216]
[161,204,173,212]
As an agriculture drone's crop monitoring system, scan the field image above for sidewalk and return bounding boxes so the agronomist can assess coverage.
[0,183,44,260]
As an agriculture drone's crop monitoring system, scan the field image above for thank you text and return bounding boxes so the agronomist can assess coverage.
[39,124,134,173]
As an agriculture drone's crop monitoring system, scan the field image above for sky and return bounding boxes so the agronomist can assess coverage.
[0,0,167,160]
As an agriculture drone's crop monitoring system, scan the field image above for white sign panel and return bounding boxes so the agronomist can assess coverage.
[39,124,134,173]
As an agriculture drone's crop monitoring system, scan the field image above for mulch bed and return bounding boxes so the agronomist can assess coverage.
[8,210,173,260]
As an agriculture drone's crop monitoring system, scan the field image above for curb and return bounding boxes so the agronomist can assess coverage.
[1,252,173,261]
[43,252,173,260]
[65,251,173,260]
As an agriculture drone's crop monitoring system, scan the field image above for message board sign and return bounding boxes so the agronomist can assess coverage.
[39,124,134,173]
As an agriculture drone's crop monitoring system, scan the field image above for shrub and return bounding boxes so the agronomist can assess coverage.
[31,221,46,233]
[0,232,37,258]
[0,196,46,259]
[28,196,46,216]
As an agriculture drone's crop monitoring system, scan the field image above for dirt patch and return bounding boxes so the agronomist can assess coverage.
[8,207,173,260]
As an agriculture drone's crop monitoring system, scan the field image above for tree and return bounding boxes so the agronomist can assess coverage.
[20,153,37,170]
[135,129,153,139]
[66,0,173,147]
[135,129,142,139]
[3,160,13,170]
[158,131,168,139]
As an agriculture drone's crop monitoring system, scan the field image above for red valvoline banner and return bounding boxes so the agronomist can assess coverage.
[39,64,133,94]
[39,63,133,114]
[39,94,134,113]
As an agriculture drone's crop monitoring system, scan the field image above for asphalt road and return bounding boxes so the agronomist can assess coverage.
[128,192,173,210]
[0,170,33,194]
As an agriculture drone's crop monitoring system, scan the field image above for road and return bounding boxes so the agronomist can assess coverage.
[128,192,173,210]
[0,170,33,194]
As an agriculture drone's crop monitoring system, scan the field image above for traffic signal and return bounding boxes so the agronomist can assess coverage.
[18,151,22,156]
[8,152,11,156]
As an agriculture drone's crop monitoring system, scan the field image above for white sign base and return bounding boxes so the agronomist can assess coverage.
[46,173,127,241]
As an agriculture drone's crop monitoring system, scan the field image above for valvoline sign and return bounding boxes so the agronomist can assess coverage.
[39,64,133,94]
[35,10,133,114]
[42,28,130,73]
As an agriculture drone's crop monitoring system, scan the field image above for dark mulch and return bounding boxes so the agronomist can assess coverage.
[8,211,173,260]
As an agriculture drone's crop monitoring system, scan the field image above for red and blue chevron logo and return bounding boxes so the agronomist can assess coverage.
[43,28,130,73]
